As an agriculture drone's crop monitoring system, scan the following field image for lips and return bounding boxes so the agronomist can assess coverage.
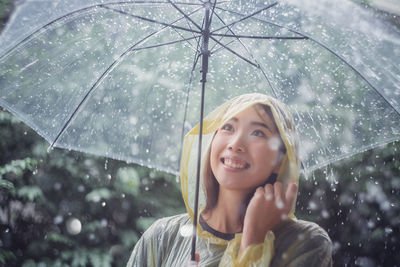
[221,156,250,170]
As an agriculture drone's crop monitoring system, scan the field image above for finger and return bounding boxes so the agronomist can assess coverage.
[196,253,200,263]
[285,182,298,208]
[274,182,284,209]
[254,186,265,198]
[264,184,273,200]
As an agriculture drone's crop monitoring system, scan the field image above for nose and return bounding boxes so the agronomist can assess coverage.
[227,132,246,152]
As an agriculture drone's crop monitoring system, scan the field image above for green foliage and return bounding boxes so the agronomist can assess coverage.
[0,158,37,179]
[85,188,112,202]
[297,141,400,266]
[0,109,185,266]
[60,249,112,267]
[46,232,74,246]
[0,178,13,190]
[115,167,140,196]
[0,248,16,265]
[16,185,44,201]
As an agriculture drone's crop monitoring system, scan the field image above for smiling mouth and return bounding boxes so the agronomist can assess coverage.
[221,157,250,169]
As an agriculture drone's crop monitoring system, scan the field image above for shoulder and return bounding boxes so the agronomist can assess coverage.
[143,213,191,240]
[274,218,331,242]
[271,219,332,266]
[148,213,191,229]
[128,213,191,265]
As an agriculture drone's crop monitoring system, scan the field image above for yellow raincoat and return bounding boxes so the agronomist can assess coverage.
[127,93,332,266]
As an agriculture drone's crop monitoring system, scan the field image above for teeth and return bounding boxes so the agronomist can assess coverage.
[224,158,246,169]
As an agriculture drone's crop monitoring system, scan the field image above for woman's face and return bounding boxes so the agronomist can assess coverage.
[210,106,283,193]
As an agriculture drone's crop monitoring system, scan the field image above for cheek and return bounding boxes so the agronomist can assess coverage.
[256,146,279,166]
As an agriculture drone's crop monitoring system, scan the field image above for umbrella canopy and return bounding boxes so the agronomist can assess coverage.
[0,0,399,176]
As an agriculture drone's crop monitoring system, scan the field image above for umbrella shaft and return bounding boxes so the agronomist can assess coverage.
[191,2,212,262]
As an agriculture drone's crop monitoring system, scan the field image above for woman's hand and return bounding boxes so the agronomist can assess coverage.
[186,253,200,267]
[239,181,297,254]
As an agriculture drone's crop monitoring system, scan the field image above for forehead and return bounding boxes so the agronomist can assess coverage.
[227,105,278,131]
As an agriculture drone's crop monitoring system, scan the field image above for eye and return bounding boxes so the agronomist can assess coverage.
[252,129,266,137]
[221,123,233,131]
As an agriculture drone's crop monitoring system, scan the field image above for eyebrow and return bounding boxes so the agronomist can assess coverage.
[228,118,274,132]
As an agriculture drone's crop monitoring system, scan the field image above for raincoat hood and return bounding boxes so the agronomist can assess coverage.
[180,93,301,244]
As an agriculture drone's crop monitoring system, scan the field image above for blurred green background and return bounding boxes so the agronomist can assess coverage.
[1,1,399,266]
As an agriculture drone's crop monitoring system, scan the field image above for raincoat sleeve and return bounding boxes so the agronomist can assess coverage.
[219,219,332,267]
[270,219,333,267]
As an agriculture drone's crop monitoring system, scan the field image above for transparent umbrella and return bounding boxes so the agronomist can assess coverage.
[0,0,399,260]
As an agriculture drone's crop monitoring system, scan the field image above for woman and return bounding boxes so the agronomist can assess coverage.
[127,93,332,266]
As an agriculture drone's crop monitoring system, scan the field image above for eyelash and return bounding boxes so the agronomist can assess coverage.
[220,124,266,137]
[252,130,266,137]
[221,124,233,131]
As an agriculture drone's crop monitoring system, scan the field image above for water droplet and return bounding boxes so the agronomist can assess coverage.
[321,209,330,218]
[66,218,82,235]
[54,215,63,224]
[54,183,62,190]
[179,224,193,237]
[276,200,284,209]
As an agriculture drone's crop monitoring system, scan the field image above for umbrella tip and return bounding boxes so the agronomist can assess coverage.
[47,144,54,153]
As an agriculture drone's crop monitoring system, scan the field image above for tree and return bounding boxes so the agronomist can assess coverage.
[0,108,185,266]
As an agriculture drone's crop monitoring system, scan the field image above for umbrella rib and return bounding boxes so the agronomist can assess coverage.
[210,33,307,40]
[170,23,200,53]
[210,39,235,55]
[207,0,219,30]
[181,7,203,54]
[303,38,400,116]
[99,5,201,34]
[177,52,202,171]
[168,0,203,31]
[177,9,204,170]
[209,36,258,67]
[101,4,203,54]
[50,27,199,149]
[210,1,278,34]
[209,30,232,52]
[131,35,201,51]
[214,6,307,39]
[214,6,400,115]
[0,2,199,60]
[211,11,278,98]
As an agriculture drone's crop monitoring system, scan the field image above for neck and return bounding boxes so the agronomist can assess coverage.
[202,188,251,233]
